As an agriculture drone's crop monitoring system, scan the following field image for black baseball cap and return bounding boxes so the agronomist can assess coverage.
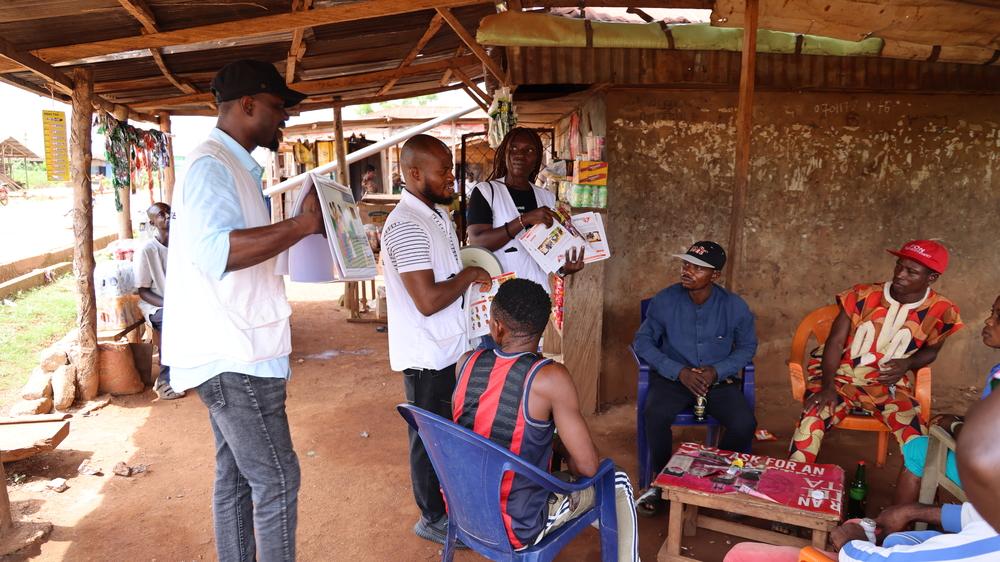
[673,241,726,270]
[210,59,307,108]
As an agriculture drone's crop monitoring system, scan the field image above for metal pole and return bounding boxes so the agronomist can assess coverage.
[264,105,478,197]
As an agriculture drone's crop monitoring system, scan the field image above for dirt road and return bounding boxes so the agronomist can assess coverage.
[0,188,130,265]
[6,281,960,562]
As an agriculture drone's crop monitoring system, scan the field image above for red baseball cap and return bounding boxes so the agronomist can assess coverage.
[887,239,949,274]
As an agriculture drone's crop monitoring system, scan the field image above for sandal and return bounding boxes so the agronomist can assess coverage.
[155,378,185,400]
[635,487,666,518]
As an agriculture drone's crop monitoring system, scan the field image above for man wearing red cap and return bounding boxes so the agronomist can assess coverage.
[788,240,963,463]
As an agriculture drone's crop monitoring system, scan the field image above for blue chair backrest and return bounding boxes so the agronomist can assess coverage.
[640,297,651,323]
[398,404,553,556]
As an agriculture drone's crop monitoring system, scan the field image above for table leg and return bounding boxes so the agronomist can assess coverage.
[683,505,698,537]
[812,529,828,549]
[667,500,683,555]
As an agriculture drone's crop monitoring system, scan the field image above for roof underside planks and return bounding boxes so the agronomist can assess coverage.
[0,1,497,115]
[0,1,997,119]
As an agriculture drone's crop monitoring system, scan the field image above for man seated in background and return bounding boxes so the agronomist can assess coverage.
[632,241,758,516]
[134,202,182,400]
[453,279,639,560]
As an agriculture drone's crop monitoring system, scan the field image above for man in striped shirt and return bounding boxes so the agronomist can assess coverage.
[382,134,491,545]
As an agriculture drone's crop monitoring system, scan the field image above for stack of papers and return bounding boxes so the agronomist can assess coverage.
[517,211,610,274]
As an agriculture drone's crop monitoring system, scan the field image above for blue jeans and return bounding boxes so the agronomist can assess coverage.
[196,373,300,562]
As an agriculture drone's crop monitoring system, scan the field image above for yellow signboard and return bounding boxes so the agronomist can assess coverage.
[316,140,333,166]
[42,110,70,183]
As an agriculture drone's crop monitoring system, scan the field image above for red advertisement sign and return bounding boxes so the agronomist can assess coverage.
[654,442,844,518]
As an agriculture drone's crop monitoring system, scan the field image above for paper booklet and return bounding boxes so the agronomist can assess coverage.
[517,209,611,274]
[466,272,517,339]
[284,173,378,282]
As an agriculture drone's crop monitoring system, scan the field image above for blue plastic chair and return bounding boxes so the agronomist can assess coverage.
[632,297,756,489]
[397,404,619,562]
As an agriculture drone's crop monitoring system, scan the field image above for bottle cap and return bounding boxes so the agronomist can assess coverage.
[858,460,866,466]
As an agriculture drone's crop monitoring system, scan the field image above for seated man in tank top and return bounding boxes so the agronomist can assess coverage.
[452,279,640,560]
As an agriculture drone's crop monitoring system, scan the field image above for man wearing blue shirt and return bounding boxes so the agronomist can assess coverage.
[632,241,758,516]
[162,60,323,562]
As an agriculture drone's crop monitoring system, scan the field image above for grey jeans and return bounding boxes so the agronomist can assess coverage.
[196,373,300,562]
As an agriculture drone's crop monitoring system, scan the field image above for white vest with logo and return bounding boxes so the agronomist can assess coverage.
[161,138,291,368]
[383,191,467,371]
[472,178,556,291]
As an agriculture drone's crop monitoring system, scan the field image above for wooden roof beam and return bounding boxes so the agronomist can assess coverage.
[0,36,73,95]
[436,7,507,85]
[450,65,492,106]
[522,0,712,7]
[377,13,445,96]
[116,0,200,97]
[150,49,197,94]
[0,73,71,102]
[132,53,480,109]
[0,0,486,74]
[117,0,158,34]
[285,0,314,85]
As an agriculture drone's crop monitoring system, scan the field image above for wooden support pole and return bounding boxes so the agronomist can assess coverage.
[334,105,360,319]
[118,179,133,240]
[333,105,349,186]
[158,112,175,204]
[70,67,98,402]
[725,0,758,292]
[0,460,11,536]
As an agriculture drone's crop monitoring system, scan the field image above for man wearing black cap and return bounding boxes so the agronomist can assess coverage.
[632,241,758,516]
[162,59,321,562]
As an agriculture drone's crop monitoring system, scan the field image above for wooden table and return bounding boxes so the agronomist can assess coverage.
[652,443,843,562]
[655,482,841,561]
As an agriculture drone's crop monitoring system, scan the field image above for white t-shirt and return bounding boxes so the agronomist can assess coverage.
[133,237,168,321]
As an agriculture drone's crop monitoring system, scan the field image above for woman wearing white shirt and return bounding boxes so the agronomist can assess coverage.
[466,127,584,290]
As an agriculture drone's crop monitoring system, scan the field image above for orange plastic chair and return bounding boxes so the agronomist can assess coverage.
[798,546,836,561]
[788,305,931,468]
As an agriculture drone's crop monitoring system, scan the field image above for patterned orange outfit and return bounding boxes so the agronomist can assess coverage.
[789,283,962,463]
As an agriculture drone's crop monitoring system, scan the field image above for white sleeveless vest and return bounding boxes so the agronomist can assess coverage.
[382,190,467,371]
[473,178,556,291]
[161,138,291,368]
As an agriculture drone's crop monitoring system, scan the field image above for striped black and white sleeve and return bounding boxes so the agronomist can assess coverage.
[382,220,432,273]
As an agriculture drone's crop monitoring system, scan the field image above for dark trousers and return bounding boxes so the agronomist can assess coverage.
[148,308,170,385]
[644,374,757,474]
[403,365,456,523]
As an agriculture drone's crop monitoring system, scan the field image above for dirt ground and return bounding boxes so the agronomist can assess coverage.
[4,282,977,562]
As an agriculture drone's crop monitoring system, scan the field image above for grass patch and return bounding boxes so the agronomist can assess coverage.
[0,275,77,390]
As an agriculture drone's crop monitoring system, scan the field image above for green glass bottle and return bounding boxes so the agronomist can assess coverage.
[846,460,868,519]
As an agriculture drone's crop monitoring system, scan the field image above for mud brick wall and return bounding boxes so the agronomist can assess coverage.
[600,89,1000,407]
